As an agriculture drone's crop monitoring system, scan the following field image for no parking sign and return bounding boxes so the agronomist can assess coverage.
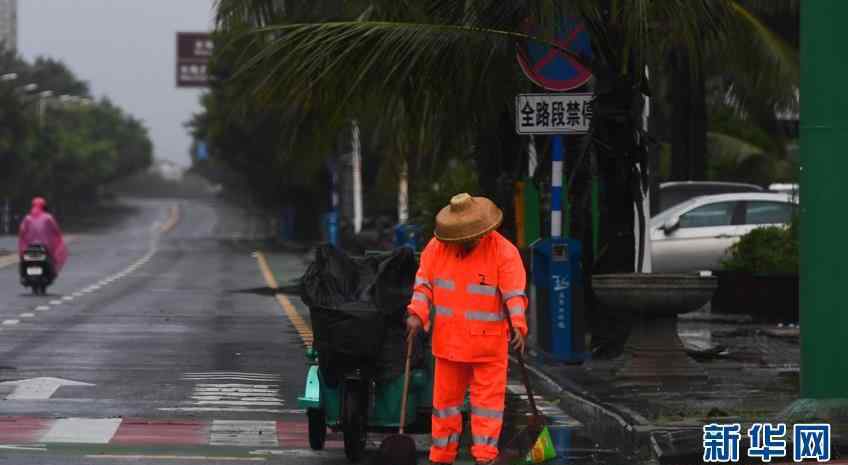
[516,17,593,92]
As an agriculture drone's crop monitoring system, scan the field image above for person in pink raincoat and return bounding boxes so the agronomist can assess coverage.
[18,197,68,282]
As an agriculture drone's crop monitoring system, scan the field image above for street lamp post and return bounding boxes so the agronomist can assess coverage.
[37,90,53,127]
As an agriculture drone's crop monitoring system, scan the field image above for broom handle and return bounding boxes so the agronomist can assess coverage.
[504,306,541,418]
[399,333,414,434]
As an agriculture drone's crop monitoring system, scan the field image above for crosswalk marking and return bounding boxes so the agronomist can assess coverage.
[41,418,122,444]
[210,420,278,447]
[163,373,286,413]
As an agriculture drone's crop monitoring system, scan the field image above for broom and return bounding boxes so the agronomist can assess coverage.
[498,311,557,465]
[376,333,417,465]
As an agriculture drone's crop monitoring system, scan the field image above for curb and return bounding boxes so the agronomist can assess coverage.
[511,352,648,454]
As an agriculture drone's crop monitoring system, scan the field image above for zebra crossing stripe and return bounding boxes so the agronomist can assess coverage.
[41,418,122,444]
[210,420,278,447]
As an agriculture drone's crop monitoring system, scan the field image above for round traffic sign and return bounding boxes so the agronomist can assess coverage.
[517,17,593,92]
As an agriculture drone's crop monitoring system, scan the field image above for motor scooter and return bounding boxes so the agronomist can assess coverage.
[20,244,52,296]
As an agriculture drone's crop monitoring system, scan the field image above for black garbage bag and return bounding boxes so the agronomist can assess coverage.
[301,245,423,386]
[373,247,417,315]
[301,245,379,308]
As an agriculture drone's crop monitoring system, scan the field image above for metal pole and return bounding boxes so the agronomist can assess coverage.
[398,161,408,224]
[351,120,363,235]
[551,136,565,238]
[799,0,848,400]
[2,198,9,235]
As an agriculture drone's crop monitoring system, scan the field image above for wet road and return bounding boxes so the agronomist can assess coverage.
[0,198,630,464]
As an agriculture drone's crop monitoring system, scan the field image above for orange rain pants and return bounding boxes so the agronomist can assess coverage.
[430,356,507,463]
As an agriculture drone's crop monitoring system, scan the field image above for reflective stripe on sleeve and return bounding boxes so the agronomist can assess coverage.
[465,311,503,322]
[508,306,525,316]
[470,406,503,420]
[413,291,428,302]
[435,306,454,317]
[432,433,461,447]
[415,277,431,289]
[467,284,497,296]
[434,278,455,290]
[433,406,462,418]
[502,290,526,302]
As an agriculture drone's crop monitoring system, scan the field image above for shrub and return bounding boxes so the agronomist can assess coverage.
[722,216,799,274]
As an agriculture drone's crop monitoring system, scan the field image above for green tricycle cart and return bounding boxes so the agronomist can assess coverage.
[298,333,434,462]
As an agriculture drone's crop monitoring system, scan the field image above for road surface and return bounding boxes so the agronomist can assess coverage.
[0,198,626,464]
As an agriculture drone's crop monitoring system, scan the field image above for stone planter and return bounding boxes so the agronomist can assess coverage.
[592,273,718,385]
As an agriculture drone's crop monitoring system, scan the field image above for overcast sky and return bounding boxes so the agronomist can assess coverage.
[19,0,217,167]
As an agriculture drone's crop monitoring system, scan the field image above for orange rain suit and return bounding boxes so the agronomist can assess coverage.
[407,231,529,463]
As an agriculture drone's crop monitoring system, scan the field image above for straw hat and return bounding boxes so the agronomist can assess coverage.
[434,193,503,243]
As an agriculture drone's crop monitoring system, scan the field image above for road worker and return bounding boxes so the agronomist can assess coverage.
[406,193,528,465]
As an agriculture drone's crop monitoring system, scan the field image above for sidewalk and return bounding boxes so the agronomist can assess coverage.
[516,311,842,463]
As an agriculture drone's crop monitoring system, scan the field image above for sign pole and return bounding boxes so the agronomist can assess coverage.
[551,135,565,238]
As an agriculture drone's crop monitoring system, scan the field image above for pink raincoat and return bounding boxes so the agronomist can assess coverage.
[17,198,68,272]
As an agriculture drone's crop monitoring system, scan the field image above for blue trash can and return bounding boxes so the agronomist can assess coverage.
[393,224,421,251]
[530,237,587,363]
[322,212,339,246]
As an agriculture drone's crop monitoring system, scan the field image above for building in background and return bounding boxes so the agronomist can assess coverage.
[0,0,16,51]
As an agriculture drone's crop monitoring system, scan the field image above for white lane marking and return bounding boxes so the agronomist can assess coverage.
[2,320,19,326]
[192,384,277,388]
[185,372,280,377]
[158,407,303,414]
[40,418,121,444]
[251,449,333,458]
[49,300,62,305]
[191,396,284,402]
[62,296,73,301]
[19,313,34,318]
[194,387,281,394]
[35,306,50,311]
[86,455,265,462]
[195,400,284,406]
[1,377,94,400]
[183,377,282,382]
[210,420,278,447]
[72,292,83,298]
[0,445,47,451]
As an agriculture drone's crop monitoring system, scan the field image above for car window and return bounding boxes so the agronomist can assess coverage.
[744,201,795,225]
[679,202,736,228]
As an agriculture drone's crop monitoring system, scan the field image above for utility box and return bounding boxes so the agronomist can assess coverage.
[530,237,587,363]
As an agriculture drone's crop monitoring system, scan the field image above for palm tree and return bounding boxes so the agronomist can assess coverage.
[214,0,795,259]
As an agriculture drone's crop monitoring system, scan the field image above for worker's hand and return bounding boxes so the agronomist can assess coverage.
[406,314,423,339]
[511,330,526,354]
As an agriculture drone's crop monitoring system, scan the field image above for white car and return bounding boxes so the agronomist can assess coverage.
[651,193,798,273]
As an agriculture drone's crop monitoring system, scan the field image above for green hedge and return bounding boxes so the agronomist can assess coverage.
[722,216,799,274]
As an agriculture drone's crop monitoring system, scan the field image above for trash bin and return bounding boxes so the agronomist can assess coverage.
[530,237,587,363]
[393,223,421,250]
[321,212,339,245]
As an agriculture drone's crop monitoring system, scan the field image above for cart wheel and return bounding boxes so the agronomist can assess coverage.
[342,382,367,462]
[307,408,326,450]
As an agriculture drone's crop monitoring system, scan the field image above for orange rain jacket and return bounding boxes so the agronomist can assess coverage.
[408,231,529,363]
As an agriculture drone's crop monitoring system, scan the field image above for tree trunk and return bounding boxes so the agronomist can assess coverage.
[670,51,708,181]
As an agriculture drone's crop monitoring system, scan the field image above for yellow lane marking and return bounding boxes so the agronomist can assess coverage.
[0,235,79,270]
[255,252,313,349]
[160,204,180,233]
[86,455,265,462]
